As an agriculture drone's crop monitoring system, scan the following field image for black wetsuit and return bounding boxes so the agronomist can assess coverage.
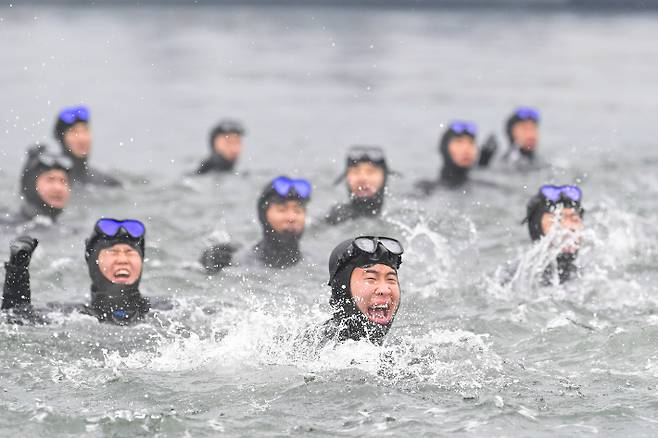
[0,203,59,229]
[415,129,475,195]
[541,253,579,285]
[1,145,69,229]
[324,191,384,225]
[320,238,399,345]
[2,259,169,325]
[200,178,306,274]
[195,153,235,175]
[65,155,121,186]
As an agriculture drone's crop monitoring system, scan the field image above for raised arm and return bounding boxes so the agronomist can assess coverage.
[2,236,38,310]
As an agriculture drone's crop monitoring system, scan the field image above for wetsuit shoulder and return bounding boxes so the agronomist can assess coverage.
[324,203,354,225]
[86,166,121,187]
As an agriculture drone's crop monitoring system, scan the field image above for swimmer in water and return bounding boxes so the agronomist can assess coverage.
[53,105,121,186]
[415,121,479,194]
[321,236,403,345]
[523,184,585,284]
[324,145,389,225]
[1,144,72,230]
[2,218,171,325]
[200,175,311,272]
[195,119,246,175]
[501,107,542,168]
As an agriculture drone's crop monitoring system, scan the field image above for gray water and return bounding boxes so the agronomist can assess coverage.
[2,4,658,437]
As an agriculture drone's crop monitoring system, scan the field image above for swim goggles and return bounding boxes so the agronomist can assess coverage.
[271,176,312,199]
[36,152,74,171]
[346,145,386,165]
[514,107,540,122]
[540,184,582,203]
[58,106,90,124]
[448,121,477,136]
[94,218,146,239]
[330,236,404,282]
[522,185,584,224]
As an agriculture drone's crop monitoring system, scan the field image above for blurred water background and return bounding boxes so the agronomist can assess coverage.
[1,2,658,436]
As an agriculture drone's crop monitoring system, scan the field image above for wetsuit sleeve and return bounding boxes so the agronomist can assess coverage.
[2,262,32,310]
[194,158,213,175]
[200,243,236,274]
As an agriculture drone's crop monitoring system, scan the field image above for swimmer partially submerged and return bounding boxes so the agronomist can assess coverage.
[322,236,404,345]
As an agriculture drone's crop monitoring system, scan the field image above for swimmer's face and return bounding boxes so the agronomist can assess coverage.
[213,133,242,163]
[511,120,539,152]
[35,169,70,209]
[63,122,92,159]
[346,162,385,198]
[447,135,477,168]
[265,200,306,235]
[541,207,583,254]
[350,264,400,326]
[97,243,143,285]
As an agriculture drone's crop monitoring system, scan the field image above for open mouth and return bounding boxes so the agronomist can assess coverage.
[366,303,394,325]
[355,185,374,196]
[112,268,132,283]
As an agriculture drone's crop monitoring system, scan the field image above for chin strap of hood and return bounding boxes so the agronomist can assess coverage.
[327,239,400,345]
[20,144,71,221]
[438,129,473,188]
[255,181,307,268]
[84,231,148,324]
[348,188,385,217]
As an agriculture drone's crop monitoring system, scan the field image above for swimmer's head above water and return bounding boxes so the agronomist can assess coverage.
[327,236,403,344]
[524,184,584,254]
[54,105,93,160]
[506,107,540,156]
[20,144,72,220]
[209,119,245,169]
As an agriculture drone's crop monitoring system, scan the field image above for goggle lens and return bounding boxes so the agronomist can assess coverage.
[449,121,478,136]
[515,107,540,121]
[540,185,582,203]
[96,219,145,238]
[58,106,90,124]
[272,176,312,199]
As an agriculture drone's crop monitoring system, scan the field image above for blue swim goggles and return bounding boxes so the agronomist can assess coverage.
[540,184,582,203]
[271,176,312,199]
[448,121,477,136]
[95,218,145,239]
[58,105,90,124]
[514,107,540,122]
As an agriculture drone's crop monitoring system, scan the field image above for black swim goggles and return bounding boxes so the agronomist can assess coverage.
[329,236,404,282]
[94,218,146,238]
[58,105,90,124]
